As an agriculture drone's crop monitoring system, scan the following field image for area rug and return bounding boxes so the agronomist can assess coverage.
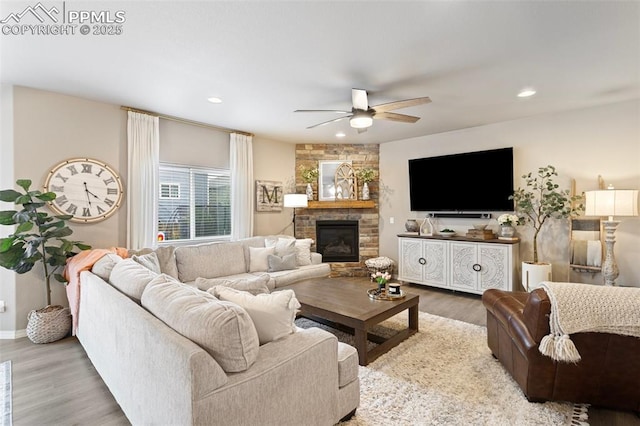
[0,361,11,426]
[295,313,589,426]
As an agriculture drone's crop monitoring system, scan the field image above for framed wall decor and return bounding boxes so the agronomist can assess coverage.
[318,160,352,201]
[255,180,284,211]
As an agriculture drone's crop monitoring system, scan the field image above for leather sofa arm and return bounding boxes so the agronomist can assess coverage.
[522,288,551,343]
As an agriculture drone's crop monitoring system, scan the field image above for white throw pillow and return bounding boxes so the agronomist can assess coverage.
[294,238,314,266]
[91,253,122,281]
[266,237,297,257]
[197,273,270,295]
[212,287,301,345]
[131,252,161,274]
[267,253,297,272]
[249,246,275,272]
[141,274,259,373]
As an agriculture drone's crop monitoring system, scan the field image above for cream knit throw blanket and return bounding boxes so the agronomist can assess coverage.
[539,281,640,363]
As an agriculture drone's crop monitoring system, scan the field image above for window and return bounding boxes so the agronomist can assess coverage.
[158,164,231,242]
[160,183,180,199]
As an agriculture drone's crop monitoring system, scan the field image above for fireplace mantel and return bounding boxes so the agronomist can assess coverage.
[306,200,375,209]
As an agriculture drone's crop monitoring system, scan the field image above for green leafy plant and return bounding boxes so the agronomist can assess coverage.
[0,179,91,305]
[298,165,319,183]
[510,165,583,264]
[356,168,376,183]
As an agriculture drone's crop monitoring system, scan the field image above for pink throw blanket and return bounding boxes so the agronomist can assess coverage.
[64,247,128,335]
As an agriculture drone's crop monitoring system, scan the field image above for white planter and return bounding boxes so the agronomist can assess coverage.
[521,262,552,292]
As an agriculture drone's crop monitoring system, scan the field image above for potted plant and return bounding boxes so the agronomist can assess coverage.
[298,165,319,200]
[496,213,522,238]
[510,165,582,290]
[0,179,90,343]
[356,168,376,200]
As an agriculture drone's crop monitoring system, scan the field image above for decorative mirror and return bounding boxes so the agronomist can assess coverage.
[319,160,352,201]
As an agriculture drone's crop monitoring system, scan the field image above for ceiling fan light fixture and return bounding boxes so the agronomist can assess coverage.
[350,113,373,129]
[517,88,536,98]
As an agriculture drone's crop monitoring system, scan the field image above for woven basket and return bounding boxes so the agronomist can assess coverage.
[26,305,71,344]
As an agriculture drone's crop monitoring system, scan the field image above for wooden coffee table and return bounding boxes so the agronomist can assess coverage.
[283,277,419,366]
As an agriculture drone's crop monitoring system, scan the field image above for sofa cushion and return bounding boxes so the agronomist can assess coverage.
[109,258,159,303]
[141,274,259,373]
[131,252,161,274]
[195,273,270,295]
[337,342,359,387]
[211,287,301,345]
[266,263,332,288]
[249,246,276,272]
[267,253,297,272]
[175,242,246,282]
[91,253,122,281]
[154,245,179,279]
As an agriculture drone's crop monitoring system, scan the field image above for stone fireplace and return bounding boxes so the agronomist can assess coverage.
[316,220,359,262]
[294,143,380,277]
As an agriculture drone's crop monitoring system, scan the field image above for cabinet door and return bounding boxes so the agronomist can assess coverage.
[423,240,448,287]
[477,244,510,291]
[450,242,478,292]
[399,238,424,282]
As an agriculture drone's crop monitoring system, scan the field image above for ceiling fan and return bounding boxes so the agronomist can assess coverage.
[295,88,431,133]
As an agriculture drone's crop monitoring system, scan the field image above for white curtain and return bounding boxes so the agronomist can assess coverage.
[127,111,159,249]
[230,133,253,240]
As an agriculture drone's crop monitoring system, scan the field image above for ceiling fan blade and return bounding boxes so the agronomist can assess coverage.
[373,112,421,123]
[372,96,431,113]
[352,88,369,110]
[294,109,351,114]
[306,115,352,129]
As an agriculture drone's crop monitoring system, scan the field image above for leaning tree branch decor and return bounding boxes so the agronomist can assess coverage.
[0,179,91,306]
[510,165,583,264]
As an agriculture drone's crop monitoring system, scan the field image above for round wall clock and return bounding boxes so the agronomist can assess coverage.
[44,158,124,223]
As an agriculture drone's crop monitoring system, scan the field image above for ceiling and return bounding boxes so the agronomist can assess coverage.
[1,1,639,144]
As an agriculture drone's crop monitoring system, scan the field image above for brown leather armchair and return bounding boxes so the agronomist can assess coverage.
[482,288,640,412]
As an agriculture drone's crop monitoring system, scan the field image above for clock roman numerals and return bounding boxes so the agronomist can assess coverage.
[46,158,123,223]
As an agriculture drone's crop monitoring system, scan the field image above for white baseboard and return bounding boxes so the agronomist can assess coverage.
[0,329,26,339]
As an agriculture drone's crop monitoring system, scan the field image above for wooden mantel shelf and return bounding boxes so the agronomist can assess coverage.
[307,200,376,209]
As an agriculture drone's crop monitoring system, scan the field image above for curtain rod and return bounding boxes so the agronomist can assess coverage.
[120,106,253,137]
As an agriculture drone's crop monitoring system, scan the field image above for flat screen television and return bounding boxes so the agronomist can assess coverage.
[408,147,514,212]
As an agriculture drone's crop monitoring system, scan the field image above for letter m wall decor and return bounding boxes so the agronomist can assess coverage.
[255,180,284,212]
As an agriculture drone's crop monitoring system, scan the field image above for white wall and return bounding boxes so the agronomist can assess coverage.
[252,137,297,237]
[380,99,640,287]
[0,85,17,336]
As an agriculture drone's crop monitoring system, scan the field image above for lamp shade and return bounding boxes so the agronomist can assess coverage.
[584,189,638,218]
[283,193,308,208]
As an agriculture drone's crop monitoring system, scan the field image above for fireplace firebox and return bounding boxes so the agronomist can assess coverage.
[316,220,359,262]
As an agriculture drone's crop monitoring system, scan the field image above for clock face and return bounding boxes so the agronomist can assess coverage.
[44,158,124,223]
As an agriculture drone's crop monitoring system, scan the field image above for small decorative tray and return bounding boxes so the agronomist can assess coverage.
[367,288,406,301]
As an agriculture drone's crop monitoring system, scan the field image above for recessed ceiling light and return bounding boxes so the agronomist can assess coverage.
[517,88,536,98]
[336,132,346,138]
[207,97,222,104]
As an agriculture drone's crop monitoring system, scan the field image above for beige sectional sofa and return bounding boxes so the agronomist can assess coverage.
[76,235,359,425]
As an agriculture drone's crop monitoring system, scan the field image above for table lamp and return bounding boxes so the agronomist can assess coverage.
[584,185,638,286]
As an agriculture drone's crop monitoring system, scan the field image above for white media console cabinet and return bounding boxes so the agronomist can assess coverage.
[397,233,519,295]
